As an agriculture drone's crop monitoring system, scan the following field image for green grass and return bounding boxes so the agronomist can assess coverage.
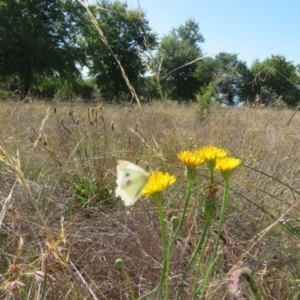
[0,100,300,299]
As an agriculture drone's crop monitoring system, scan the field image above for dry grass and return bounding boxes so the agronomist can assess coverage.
[0,101,300,299]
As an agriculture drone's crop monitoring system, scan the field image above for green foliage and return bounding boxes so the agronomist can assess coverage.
[83,0,157,100]
[1,0,299,108]
[51,78,95,101]
[195,53,254,105]
[0,85,10,100]
[155,19,204,101]
[194,57,218,87]
[0,75,19,99]
[259,86,278,106]
[215,52,253,105]
[73,180,94,206]
[251,55,300,106]
[0,0,86,95]
[30,75,61,99]
[73,178,111,207]
[138,75,160,101]
[71,79,95,100]
[196,81,216,120]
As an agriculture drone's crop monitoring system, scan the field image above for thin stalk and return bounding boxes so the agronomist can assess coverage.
[194,254,221,297]
[240,269,262,300]
[156,196,169,300]
[170,175,193,248]
[175,215,212,300]
[191,221,212,300]
[115,258,136,300]
[122,268,136,300]
[165,175,193,300]
[198,177,230,298]
[139,194,168,300]
[210,167,214,184]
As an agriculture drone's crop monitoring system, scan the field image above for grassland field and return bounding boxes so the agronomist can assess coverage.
[0,100,300,299]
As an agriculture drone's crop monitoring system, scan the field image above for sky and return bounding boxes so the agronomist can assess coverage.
[120,0,300,68]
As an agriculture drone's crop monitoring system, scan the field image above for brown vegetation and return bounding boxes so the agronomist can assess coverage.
[0,101,300,299]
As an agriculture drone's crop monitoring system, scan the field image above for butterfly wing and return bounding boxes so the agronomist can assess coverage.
[115,160,150,206]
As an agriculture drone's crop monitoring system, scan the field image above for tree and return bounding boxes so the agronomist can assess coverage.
[82,0,157,100]
[0,0,86,96]
[195,52,253,105]
[155,19,204,101]
[251,55,300,106]
[194,57,218,87]
[213,53,253,105]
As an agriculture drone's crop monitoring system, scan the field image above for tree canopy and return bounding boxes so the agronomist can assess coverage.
[155,19,204,101]
[0,0,300,107]
[82,0,157,100]
[251,55,300,106]
[0,0,86,95]
[195,53,254,105]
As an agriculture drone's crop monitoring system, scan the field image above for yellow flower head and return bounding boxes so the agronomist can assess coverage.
[215,157,241,172]
[142,171,176,196]
[196,146,228,161]
[178,150,204,167]
[0,154,5,161]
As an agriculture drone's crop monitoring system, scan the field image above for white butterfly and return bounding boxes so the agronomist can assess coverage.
[115,160,150,206]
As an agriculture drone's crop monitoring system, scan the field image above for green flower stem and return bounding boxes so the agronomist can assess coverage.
[156,194,169,300]
[162,173,192,300]
[210,167,214,184]
[115,259,136,300]
[139,193,168,300]
[198,175,230,298]
[165,168,194,299]
[194,254,221,297]
[191,220,212,300]
[240,269,262,300]
[170,174,193,249]
[175,214,212,300]
[214,176,230,256]
[206,160,216,184]
[164,216,177,300]
[122,268,136,300]
[138,283,159,299]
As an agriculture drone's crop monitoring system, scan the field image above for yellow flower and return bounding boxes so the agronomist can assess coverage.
[178,150,204,167]
[215,157,241,172]
[196,146,228,161]
[0,154,5,161]
[142,171,176,196]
